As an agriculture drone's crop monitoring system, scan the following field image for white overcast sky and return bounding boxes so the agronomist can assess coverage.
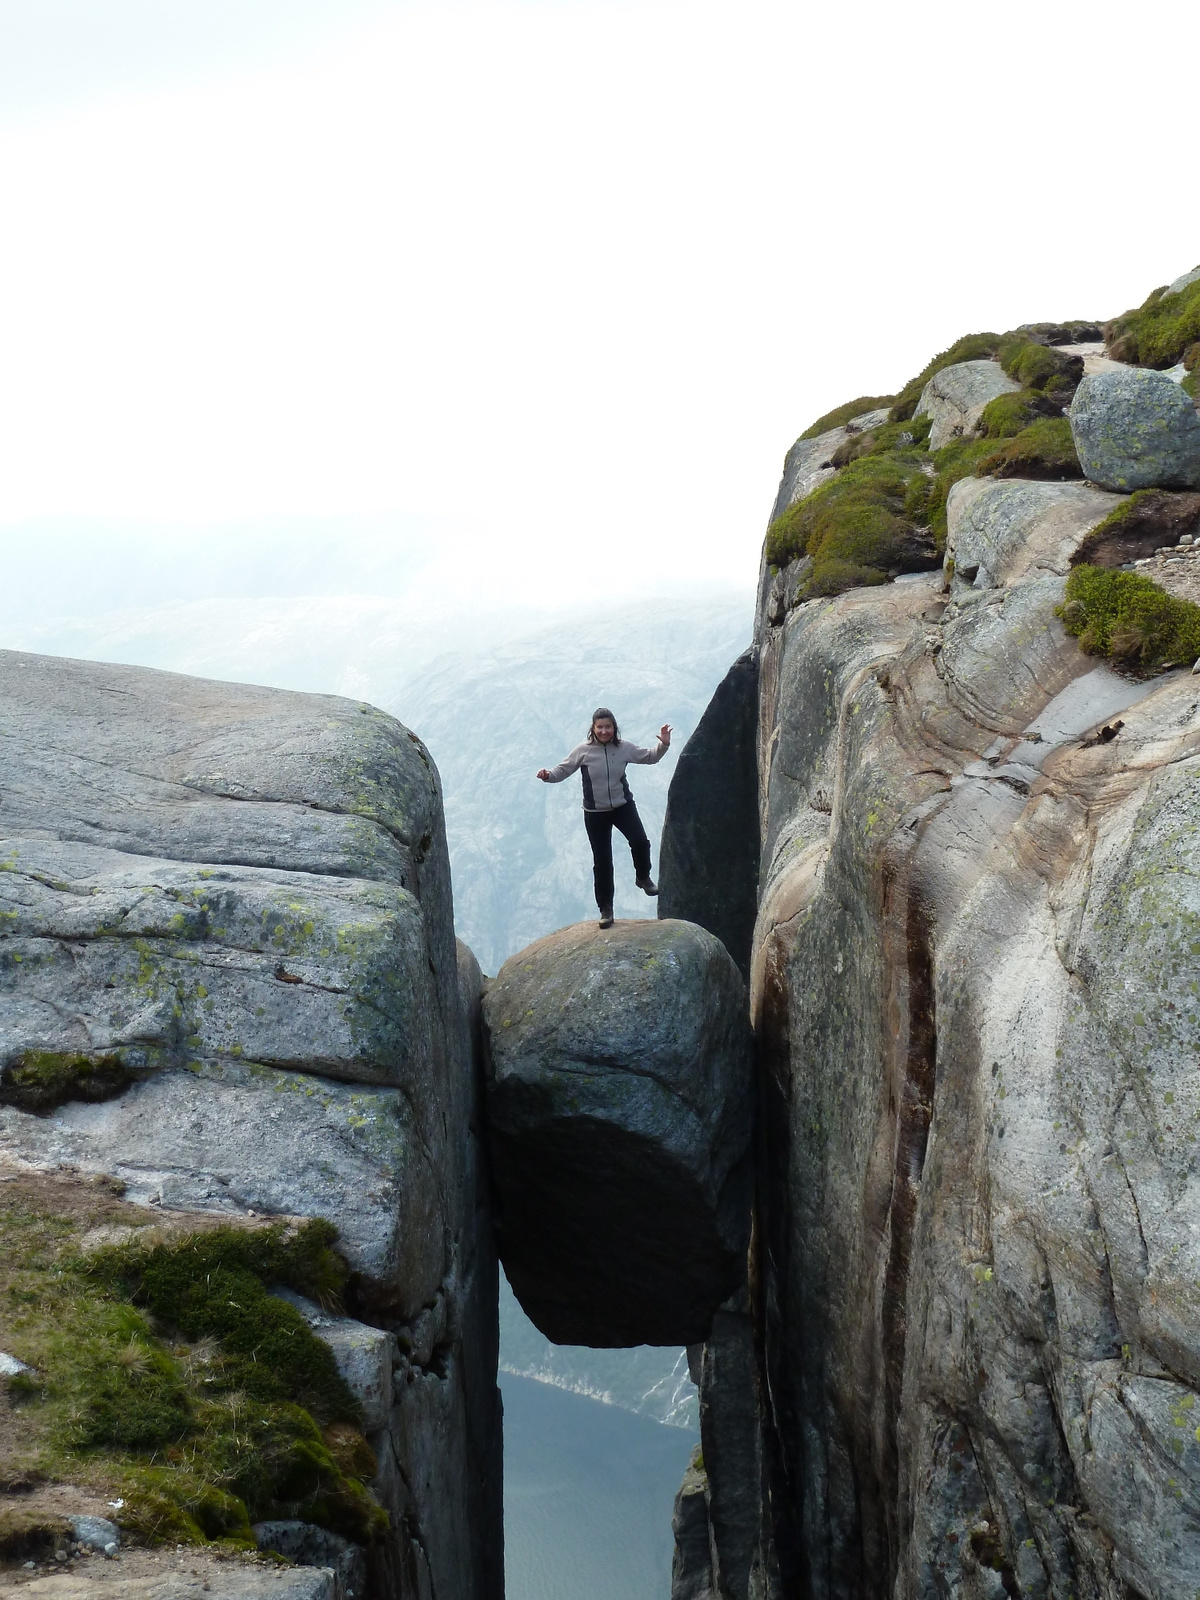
[1,0,1197,624]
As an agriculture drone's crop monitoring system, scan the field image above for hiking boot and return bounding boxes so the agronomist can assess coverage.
[636,876,659,896]
[598,907,615,928]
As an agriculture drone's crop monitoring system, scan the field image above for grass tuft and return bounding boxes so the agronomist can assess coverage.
[798,395,895,441]
[976,416,1081,480]
[1105,275,1200,369]
[0,1184,387,1554]
[1058,564,1200,673]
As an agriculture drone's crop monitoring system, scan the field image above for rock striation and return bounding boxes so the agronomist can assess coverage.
[669,295,1200,1599]
[0,651,501,1600]
[481,918,754,1346]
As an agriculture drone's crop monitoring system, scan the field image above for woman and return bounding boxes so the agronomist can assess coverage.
[538,708,672,928]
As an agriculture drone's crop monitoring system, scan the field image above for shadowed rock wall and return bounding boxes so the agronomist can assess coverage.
[659,648,761,981]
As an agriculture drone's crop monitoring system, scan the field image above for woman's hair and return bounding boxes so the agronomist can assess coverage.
[587,706,621,745]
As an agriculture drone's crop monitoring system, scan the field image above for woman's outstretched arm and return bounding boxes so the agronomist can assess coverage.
[537,744,587,783]
[627,724,673,764]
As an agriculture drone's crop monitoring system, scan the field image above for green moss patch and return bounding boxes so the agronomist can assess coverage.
[1058,564,1200,673]
[976,416,1082,480]
[90,1224,357,1421]
[798,395,895,441]
[1106,275,1200,368]
[765,450,938,598]
[1000,341,1083,394]
[1,1051,135,1114]
[889,323,1099,423]
[0,1180,386,1552]
[1072,489,1200,568]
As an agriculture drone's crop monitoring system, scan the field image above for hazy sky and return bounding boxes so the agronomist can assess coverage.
[1,0,1197,621]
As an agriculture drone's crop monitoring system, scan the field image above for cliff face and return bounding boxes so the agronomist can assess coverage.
[665,323,1200,1598]
[0,651,501,1600]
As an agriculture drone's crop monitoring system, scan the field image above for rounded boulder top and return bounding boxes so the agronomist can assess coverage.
[481,918,754,1346]
[1069,366,1200,492]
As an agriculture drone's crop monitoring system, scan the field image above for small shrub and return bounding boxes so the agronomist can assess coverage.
[1000,341,1083,393]
[979,391,1044,439]
[764,451,938,598]
[805,559,890,598]
[0,1051,134,1114]
[798,395,895,440]
[1058,564,1200,672]
[1105,274,1200,368]
[977,416,1081,480]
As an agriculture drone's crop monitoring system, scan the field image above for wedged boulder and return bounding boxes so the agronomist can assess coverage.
[1069,366,1200,490]
[913,359,1020,449]
[481,919,754,1346]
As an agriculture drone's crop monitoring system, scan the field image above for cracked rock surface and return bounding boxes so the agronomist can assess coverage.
[0,651,501,1600]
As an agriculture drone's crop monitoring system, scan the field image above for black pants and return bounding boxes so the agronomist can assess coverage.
[584,801,652,911]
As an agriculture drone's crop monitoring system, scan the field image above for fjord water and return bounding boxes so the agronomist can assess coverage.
[502,1373,698,1600]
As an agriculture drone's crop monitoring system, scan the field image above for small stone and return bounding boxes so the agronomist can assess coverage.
[69,1515,121,1555]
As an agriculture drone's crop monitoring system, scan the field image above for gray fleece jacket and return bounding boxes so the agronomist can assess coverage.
[544,737,668,811]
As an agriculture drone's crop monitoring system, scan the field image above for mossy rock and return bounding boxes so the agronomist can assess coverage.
[0,1050,135,1114]
[0,1182,386,1555]
[1058,564,1200,672]
[1071,489,1200,567]
[1105,275,1200,369]
[1000,341,1083,394]
[798,395,894,440]
[765,451,938,599]
[978,390,1049,440]
[90,1222,358,1422]
[977,416,1082,480]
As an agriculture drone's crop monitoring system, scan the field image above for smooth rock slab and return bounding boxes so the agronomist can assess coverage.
[1069,367,1200,491]
[0,1062,443,1316]
[482,918,754,1346]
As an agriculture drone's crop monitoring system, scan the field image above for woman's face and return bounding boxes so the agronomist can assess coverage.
[593,718,616,744]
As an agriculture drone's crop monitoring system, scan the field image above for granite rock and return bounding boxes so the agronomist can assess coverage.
[1069,366,1200,491]
[914,360,1020,451]
[0,650,501,1600]
[724,430,1200,1596]
[659,650,760,980]
[482,918,754,1345]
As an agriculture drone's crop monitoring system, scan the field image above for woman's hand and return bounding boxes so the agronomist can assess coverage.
[536,768,551,781]
[658,724,673,747]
